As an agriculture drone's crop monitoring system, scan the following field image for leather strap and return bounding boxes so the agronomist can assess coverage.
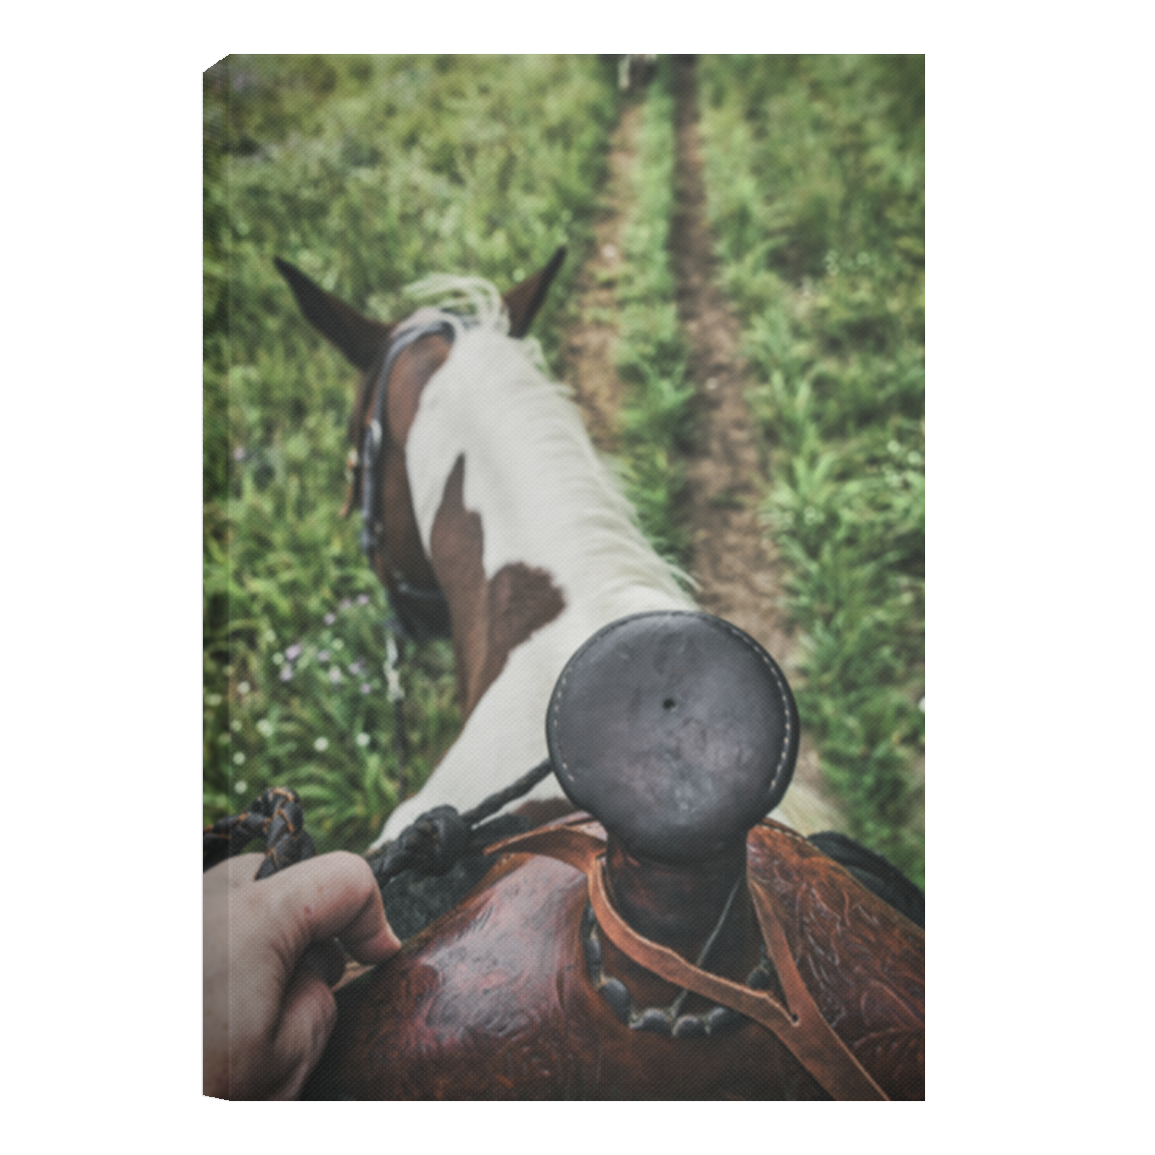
[493,821,888,1101]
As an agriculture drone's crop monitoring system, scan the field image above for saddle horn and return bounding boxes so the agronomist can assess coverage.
[546,610,797,953]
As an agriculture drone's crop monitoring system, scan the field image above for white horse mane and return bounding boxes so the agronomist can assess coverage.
[405,275,694,613]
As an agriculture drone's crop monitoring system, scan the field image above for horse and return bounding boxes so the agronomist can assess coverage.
[276,250,835,848]
[270,250,924,1099]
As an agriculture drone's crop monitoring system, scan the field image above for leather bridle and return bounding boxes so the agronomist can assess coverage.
[352,312,458,643]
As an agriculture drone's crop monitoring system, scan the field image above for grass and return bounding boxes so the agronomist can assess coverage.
[697,55,925,885]
[204,55,620,852]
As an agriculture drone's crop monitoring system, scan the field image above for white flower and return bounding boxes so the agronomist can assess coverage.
[356,733,371,748]
[233,752,246,765]
[314,737,329,753]
[256,719,273,737]
[235,779,248,794]
[238,682,251,695]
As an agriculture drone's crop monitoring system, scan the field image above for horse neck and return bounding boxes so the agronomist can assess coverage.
[408,326,691,629]
[380,325,837,844]
[404,324,692,745]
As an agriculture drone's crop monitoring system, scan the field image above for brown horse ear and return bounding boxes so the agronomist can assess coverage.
[502,246,566,338]
[275,257,393,371]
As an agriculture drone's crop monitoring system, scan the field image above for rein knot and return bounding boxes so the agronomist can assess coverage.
[369,804,469,883]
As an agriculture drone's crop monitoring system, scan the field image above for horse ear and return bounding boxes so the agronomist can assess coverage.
[275,257,393,371]
[503,246,566,338]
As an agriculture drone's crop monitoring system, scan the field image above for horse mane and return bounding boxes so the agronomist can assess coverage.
[404,275,695,615]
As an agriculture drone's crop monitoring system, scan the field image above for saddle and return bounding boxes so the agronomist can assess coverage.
[298,612,925,1100]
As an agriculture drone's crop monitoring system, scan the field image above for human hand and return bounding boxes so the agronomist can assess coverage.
[203,851,400,1099]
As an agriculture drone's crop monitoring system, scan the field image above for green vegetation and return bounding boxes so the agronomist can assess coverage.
[204,55,618,852]
[205,55,925,887]
[697,55,925,883]
[614,60,695,565]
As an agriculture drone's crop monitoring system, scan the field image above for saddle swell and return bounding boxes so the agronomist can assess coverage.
[302,816,924,1101]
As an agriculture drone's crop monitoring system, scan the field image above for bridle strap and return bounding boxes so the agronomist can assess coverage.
[357,312,458,642]
[492,821,889,1101]
[359,314,457,562]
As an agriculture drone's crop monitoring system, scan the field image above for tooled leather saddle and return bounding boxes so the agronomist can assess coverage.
[299,611,924,1100]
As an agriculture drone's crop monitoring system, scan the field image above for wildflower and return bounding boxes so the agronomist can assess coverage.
[340,598,352,610]
[317,650,330,663]
[328,667,343,684]
[324,613,336,626]
[233,446,246,461]
[349,659,365,675]
[357,594,369,606]
[356,733,371,748]
[233,752,246,765]
[314,737,329,752]
[280,667,293,682]
[256,718,273,737]
[206,693,223,707]
[235,779,248,794]
[231,719,242,732]
[285,644,302,661]
[361,682,372,694]
[238,681,251,695]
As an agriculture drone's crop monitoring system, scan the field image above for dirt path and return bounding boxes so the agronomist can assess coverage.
[560,104,641,454]
[666,57,841,826]
[562,62,845,830]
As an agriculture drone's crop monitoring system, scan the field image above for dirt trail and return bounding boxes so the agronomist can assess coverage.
[562,61,845,829]
[667,57,841,825]
[560,104,641,454]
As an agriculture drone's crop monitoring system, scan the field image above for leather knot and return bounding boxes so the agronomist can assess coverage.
[373,805,469,881]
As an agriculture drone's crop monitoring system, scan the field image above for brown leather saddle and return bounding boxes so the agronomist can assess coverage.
[302,612,924,1100]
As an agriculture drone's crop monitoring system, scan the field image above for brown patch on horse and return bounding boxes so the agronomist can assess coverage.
[385,334,453,448]
[360,333,454,597]
[430,455,566,716]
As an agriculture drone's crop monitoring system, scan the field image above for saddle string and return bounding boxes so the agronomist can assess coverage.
[363,757,554,886]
